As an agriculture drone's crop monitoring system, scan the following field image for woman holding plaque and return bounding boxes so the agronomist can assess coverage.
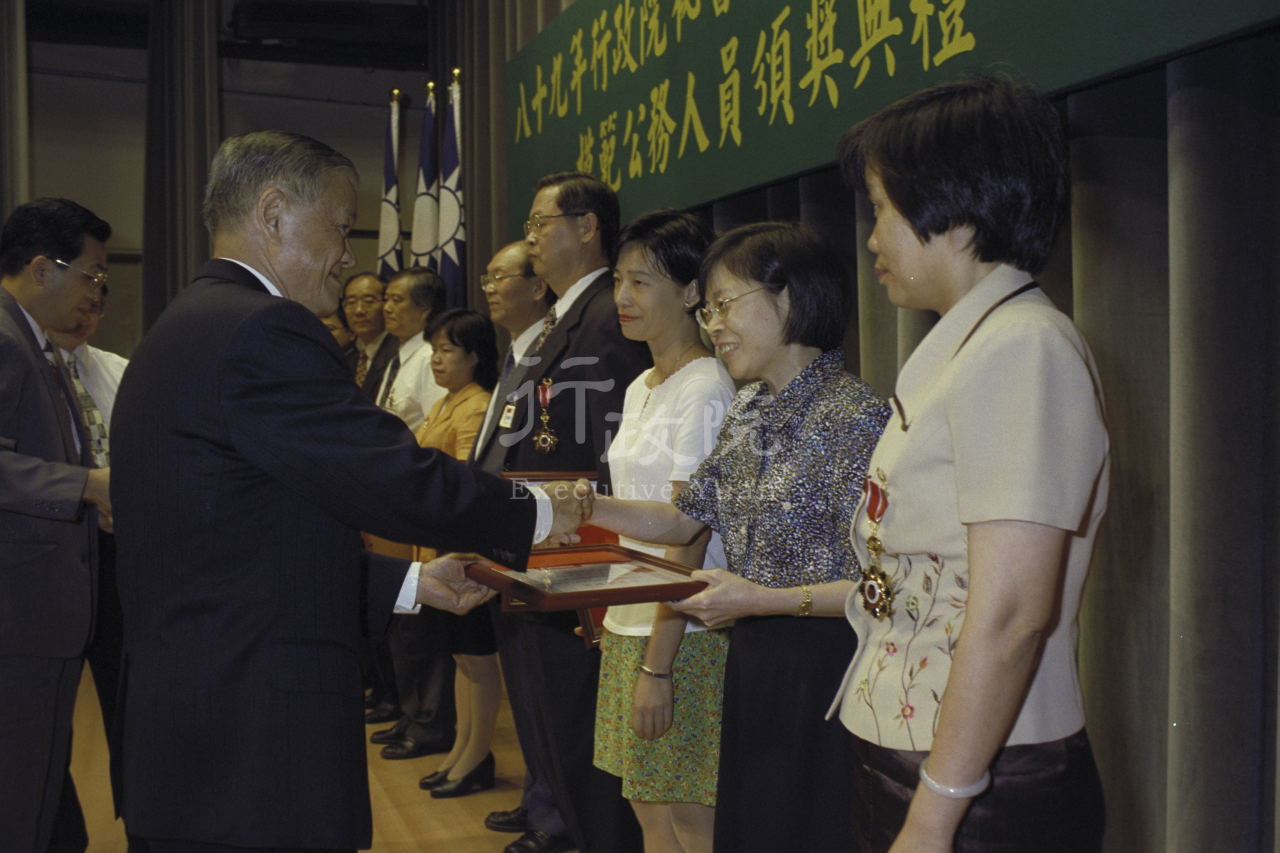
[411,308,504,798]
[582,221,890,853]
[593,210,735,853]
[829,73,1109,853]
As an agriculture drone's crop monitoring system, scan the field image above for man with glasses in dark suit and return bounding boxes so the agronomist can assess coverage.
[0,197,113,853]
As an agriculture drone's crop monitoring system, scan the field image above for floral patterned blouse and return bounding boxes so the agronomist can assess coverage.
[828,266,1110,752]
[674,348,890,589]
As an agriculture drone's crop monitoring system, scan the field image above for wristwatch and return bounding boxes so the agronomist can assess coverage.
[797,584,813,617]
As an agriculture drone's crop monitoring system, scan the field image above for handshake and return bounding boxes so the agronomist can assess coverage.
[544,477,597,544]
[418,478,598,615]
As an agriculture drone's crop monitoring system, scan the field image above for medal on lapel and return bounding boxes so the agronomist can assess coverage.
[532,378,558,454]
[859,469,894,620]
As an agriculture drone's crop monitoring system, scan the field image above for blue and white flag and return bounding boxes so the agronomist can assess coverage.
[437,77,466,309]
[377,92,403,280]
[409,83,440,271]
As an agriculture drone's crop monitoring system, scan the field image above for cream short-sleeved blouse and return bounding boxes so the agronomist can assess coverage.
[829,265,1110,752]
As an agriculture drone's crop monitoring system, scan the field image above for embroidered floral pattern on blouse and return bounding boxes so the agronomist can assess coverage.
[855,483,970,749]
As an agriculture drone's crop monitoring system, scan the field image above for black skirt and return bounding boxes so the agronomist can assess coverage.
[713,615,859,853]
[440,605,497,656]
[851,728,1105,853]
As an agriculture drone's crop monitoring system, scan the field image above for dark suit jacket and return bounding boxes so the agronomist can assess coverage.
[471,270,651,490]
[346,331,398,400]
[110,260,537,849]
[0,287,96,659]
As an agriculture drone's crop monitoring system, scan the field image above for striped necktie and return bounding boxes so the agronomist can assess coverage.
[354,350,370,386]
[42,340,80,461]
[64,354,110,468]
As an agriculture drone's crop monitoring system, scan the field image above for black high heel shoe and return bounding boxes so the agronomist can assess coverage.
[429,752,495,798]
[418,767,452,790]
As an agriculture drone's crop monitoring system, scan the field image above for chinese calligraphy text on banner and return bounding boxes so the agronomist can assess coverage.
[506,0,1279,239]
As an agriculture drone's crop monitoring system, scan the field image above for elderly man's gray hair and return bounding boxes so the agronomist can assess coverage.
[202,130,358,235]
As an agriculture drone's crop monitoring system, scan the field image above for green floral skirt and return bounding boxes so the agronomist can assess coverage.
[593,628,730,805]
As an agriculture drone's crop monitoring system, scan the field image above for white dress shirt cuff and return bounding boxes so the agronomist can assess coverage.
[394,563,424,614]
[530,484,553,544]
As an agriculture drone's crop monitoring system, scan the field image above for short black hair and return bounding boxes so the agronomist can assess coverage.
[699,221,848,352]
[837,71,1069,275]
[534,171,621,262]
[391,267,447,318]
[617,209,715,316]
[0,198,112,277]
[427,308,500,392]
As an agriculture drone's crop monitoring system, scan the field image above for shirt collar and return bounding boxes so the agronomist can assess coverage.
[744,347,847,430]
[217,257,284,298]
[511,316,546,362]
[551,267,608,320]
[893,264,1034,423]
[58,342,87,362]
[16,302,48,351]
[397,330,426,360]
[357,330,388,355]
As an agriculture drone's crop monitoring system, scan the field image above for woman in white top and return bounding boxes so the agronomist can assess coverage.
[593,210,735,853]
[378,267,446,430]
[829,73,1110,853]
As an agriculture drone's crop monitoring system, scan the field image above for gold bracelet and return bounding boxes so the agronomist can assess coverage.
[797,583,813,617]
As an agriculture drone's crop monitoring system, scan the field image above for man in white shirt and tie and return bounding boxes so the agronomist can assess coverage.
[48,295,137,849]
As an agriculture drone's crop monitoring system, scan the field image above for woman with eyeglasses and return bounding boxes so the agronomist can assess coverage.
[578,221,890,853]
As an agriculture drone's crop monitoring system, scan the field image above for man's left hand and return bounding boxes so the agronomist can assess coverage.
[416,553,496,614]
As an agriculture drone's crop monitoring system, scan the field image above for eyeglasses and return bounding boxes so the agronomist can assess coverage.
[523,212,585,237]
[696,287,767,330]
[480,272,533,293]
[52,258,108,290]
[87,284,108,318]
[341,295,384,309]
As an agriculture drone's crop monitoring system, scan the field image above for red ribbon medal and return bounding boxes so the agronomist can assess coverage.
[532,378,558,453]
[859,471,893,620]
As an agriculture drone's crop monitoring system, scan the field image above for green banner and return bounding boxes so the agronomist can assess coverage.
[506,0,1278,238]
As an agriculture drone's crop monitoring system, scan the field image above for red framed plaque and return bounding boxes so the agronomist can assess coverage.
[465,544,706,613]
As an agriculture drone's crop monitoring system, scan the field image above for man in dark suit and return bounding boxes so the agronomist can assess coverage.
[0,198,113,853]
[342,271,397,399]
[109,131,586,853]
[470,241,569,845]
[478,172,651,853]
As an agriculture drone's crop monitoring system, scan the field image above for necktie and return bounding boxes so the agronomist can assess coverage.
[355,350,369,386]
[65,354,110,468]
[378,354,401,408]
[498,345,516,387]
[42,340,79,461]
[533,307,557,353]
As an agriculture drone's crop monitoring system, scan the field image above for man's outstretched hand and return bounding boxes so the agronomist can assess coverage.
[415,553,496,614]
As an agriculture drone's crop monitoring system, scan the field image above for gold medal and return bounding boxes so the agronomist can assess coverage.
[859,470,894,620]
[532,378,558,454]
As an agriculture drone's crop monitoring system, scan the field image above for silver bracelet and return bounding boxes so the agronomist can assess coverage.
[637,663,671,680]
[918,757,990,799]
